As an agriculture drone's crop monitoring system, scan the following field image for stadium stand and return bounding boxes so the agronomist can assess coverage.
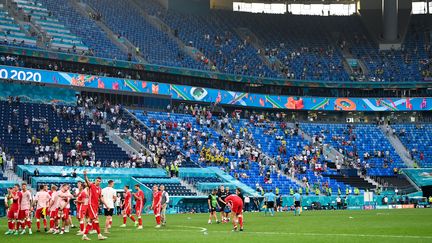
[0,1,430,220]
[84,0,206,69]
[0,6,37,47]
[0,0,429,83]
[36,0,129,60]
[392,124,432,167]
[12,0,89,52]
[0,99,130,168]
[300,123,406,176]
[148,4,278,77]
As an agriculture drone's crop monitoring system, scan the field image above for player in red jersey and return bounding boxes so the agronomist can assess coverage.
[5,184,21,235]
[18,182,33,235]
[75,182,88,235]
[82,170,109,241]
[34,184,51,232]
[120,185,136,227]
[151,185,162,228]
[225,194,244,231]
[133,184,145,229]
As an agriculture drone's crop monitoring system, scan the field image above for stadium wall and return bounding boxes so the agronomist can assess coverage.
[167,0,210,13]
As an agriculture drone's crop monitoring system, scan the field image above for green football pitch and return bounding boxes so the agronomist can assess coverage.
[1,209,432,243]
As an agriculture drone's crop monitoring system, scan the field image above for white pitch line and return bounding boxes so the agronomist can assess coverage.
[158,229,432,240]
[85,226,432,240]
[170,225,208,232]
[229,231,432,239]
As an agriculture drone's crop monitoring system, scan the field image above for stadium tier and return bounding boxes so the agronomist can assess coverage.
[0,1,432,241]
[0,100,130,167]
[0,0,430,82]
[392,124,432,167]
[37,0,129,60]
[300,123,406,176]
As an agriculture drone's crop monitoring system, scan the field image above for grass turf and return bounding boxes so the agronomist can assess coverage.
[1,209,432,243]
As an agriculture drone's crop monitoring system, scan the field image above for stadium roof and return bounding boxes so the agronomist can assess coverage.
[233,0,423,4]
[234,0,358,4]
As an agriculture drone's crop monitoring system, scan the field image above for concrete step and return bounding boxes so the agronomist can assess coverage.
[70,0,145,62]
[379,125,415,167]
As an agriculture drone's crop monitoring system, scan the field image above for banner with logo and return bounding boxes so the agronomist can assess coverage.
[1,65,431,111]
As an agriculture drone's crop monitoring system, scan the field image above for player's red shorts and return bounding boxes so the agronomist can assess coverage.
[62,208,70,219]
[79,205,88,219]
[123,205,131,215]
[231,203,243,215]
[153,205,161,216]
[35,208,47,219]
[49,209,59,219]
[87,205,99,220]
[18,209,30,219]
[7,207,19,219]
[135,205,143,216]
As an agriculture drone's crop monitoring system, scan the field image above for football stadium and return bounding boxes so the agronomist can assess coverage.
[0,0,432,242]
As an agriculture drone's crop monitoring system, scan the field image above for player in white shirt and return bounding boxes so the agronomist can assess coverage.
[34,184,51,232]
[57,184,73,234]
[160,185,170,226]
[48,185,60,234]
[19,182,33,235]
[101,180,117,234]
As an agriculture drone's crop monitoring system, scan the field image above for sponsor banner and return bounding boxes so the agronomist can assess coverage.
[375,205,388,210]
[388,204,415,209]
[363,205,376,210]
[347,206,362,210]
[1,65,431,111]
[402,204,415,209]
[2,45,432,90]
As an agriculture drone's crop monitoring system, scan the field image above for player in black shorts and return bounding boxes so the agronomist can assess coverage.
[207,189,220,224]
[217,185,228,222]
[104,208,114,216]
[276,195,282,212]
[293,190,302,216]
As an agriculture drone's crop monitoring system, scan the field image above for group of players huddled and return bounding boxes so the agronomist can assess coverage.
[207,185,244,231]
[4,170,170,240]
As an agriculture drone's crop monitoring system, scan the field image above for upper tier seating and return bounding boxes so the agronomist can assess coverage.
[84,0,206,70]
[0,6,37,47]
[13,0,88,51]
[1,0,430,82]
[37,0,128,60]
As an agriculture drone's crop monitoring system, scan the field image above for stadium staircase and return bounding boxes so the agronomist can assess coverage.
[4,169,38,192]
[326,174,375,191]
[234,27,281,74]
[296,123,346,167]
[179,179,205,196]
[103,125,140,157]
[84,109,141,158]
[69,0,145,63]
[215,124,305,189]
[129,0,215,70]
[0,1,42,48]
[379,125,415,168]
[298,123,383,190]
[124,109,200,168]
